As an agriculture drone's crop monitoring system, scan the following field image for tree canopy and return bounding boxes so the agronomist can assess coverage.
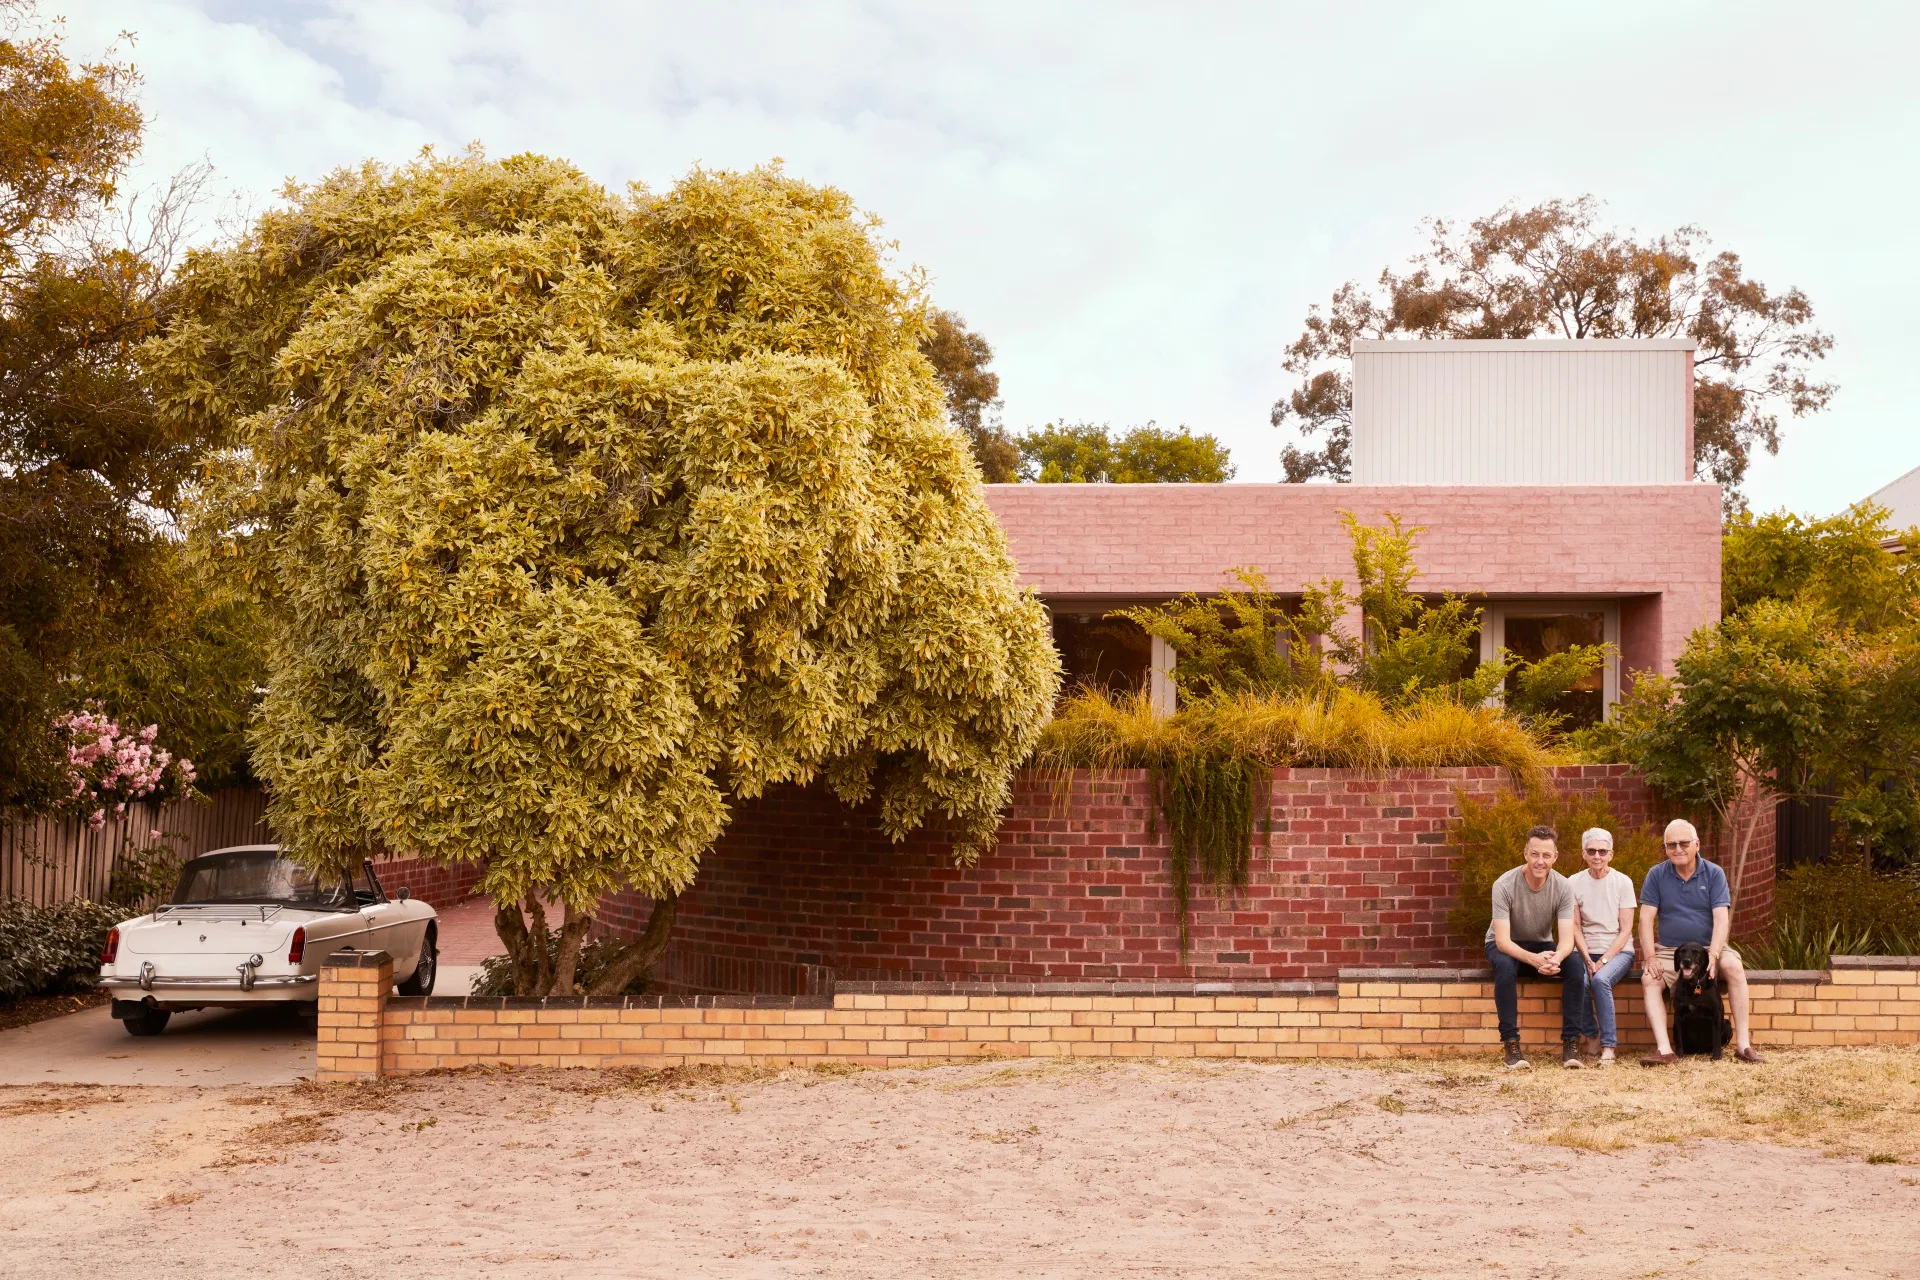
[1017,421,1234,483]
[1274,196,1834,505]
[155,153,1059,994]
[0,6,232,816]
[920,308,1018,482]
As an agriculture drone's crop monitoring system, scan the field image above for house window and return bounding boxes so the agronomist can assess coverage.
[1478,601,1619,727]
[1051,612,1151,699]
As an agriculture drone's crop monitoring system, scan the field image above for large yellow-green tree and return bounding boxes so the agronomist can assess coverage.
[155,153,1059,994]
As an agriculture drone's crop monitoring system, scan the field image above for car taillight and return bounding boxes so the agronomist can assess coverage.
[288,926,305,965]
[101,927,119,965]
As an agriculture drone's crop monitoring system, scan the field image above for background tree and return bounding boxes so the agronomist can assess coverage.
[156,154,1060,996]
[0,3,225,817]
[1274,196,1834,505]
[920,308,1018,482]
[1017,421,1234,483]
[1594,502,1920,897]
[1722,503,1920,630]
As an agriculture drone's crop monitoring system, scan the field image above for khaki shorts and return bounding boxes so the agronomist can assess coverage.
[1651,944,1741,988]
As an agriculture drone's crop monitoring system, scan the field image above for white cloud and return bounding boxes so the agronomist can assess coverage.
[63,0,1920,511]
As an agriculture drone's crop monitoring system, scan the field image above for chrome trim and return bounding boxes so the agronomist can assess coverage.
[153,904,292,922]
[139,961,156,991]
[103,974,317,991]
[238,953,265,991]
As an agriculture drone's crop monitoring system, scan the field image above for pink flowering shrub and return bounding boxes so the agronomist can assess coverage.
[54,705,198,830]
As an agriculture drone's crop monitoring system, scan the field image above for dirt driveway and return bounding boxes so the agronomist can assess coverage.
[3,1051,1918,1279]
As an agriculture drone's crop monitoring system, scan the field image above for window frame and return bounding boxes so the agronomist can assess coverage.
[1477,599,1620,713]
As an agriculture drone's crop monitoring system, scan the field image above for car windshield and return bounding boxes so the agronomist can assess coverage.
[171,852,345,908]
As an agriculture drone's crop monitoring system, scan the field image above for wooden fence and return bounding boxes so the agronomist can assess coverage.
[0,786,273,906]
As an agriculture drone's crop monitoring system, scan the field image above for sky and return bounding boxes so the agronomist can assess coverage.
[63,0,1920,515]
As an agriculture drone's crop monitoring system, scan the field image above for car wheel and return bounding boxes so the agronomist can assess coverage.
[397,929,437,997]
[122,1008,170,1036]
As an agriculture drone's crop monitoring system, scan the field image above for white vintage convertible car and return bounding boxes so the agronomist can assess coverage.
[99,844,438,1036]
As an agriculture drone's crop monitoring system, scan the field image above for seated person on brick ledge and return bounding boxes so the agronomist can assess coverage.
[1484,824,1589,1071]
[1568,826,1637,1067]
[1637,818,1765,1066]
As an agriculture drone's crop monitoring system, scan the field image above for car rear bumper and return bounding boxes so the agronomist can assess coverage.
[100,974,317,1006]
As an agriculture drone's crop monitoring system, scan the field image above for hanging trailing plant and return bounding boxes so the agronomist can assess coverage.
[1159,749,1268,949]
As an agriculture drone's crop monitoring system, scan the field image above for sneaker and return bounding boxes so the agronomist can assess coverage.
[1561,1040,1584,1070]
[1598,1047,1616,1067]
[1502,1040,1530,1070]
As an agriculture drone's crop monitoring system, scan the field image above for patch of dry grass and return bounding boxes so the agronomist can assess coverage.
[0,1088,124,1119]
[1384,1046,1920,1163]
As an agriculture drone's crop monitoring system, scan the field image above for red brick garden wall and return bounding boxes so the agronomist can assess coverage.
[601,765,1774,986]
[370,853,485,912]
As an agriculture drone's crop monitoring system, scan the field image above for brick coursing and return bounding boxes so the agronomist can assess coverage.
[369,854,484,912]
[981,483,1723,680]
[328,957,1920,1077]
[598,766,1775,990]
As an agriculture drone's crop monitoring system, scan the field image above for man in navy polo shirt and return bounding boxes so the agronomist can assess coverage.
[1637,818,1765,1065]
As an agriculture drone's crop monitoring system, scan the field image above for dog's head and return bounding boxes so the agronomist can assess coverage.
[1672,942,1712,993]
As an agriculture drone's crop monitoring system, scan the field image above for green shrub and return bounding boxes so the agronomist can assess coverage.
[105,840,184,911]
[0,898,122,999]
[469,933,653,997]
[1449,788,1663,948]
[1740,913,1884,971]
[1742,857,1920,967]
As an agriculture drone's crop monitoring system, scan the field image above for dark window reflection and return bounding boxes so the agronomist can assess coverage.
[1503,611,1606,728]
[1051,612,1151,699]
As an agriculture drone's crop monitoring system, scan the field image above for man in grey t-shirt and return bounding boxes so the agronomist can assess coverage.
[1483,824,1589,1070]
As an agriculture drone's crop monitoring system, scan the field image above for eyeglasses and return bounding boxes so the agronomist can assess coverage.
[1663,841,1696,850]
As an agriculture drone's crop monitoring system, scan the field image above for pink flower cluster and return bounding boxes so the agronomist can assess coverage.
[54,706,197,831]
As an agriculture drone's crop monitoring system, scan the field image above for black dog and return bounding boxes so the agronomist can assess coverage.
[1669,942,1733,1060]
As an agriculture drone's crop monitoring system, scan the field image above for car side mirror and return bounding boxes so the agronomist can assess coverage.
[395,887,410,902]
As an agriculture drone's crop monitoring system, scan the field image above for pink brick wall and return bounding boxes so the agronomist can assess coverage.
[600,765,1774,987]
[981,484,1723,678]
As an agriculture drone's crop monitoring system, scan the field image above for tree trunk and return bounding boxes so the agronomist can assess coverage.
[492,894,559,996]
[584,895,678,996]
[550,900,595,995]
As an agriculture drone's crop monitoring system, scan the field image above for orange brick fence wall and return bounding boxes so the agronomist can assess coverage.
[315,952,1920,1082]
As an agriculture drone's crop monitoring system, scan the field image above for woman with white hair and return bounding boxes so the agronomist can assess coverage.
[1566,827,1637,1065]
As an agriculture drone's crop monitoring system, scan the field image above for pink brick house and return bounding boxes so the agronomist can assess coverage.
[595,340,1759,989]
[985,339,1721,725]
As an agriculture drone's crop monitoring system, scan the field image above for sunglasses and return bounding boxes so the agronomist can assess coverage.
[1583,847,1612,856]
[1663,841,1696,850]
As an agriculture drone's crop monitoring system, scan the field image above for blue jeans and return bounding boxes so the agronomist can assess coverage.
[1485,939,1589,1043]
[1576,950,1634,1048]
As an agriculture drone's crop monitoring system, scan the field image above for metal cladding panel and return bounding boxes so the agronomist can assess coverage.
[1351,340,1694,484]
[1869,463,1920,531]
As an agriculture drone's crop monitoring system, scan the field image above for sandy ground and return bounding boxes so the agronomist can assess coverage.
[2,1055,1916,1280]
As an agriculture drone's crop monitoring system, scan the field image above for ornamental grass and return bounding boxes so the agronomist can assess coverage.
[1032,685,1555,782]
